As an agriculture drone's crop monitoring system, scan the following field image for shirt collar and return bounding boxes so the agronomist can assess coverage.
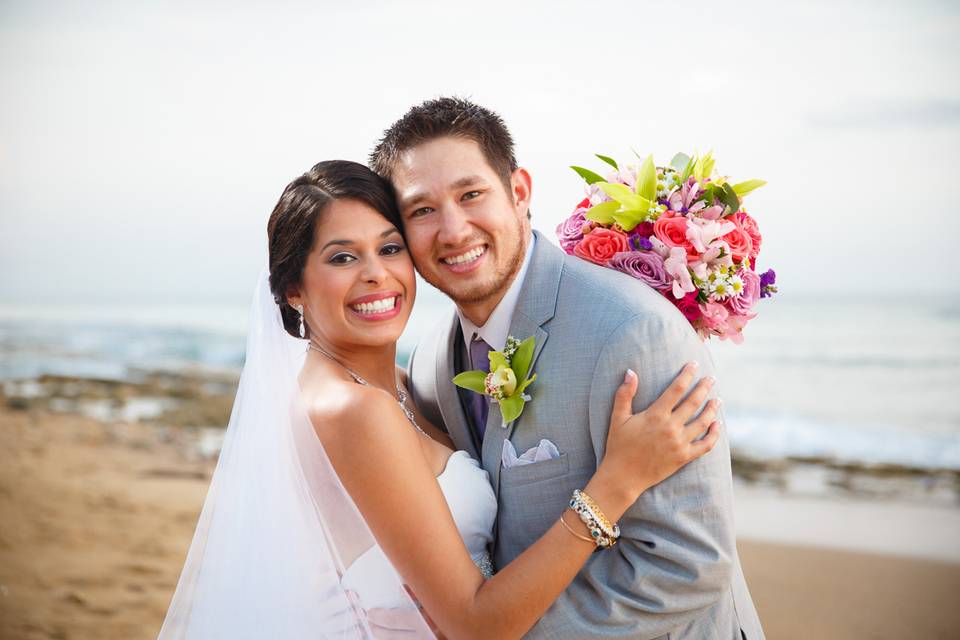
[458,232,536,354]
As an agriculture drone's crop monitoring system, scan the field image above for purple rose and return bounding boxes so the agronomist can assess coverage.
[556,209,587,255]
[759,268,777,298]
[608,250,671,291]
[729,269,761,315]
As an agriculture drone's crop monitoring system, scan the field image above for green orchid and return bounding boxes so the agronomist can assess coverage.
[452,335,538,427]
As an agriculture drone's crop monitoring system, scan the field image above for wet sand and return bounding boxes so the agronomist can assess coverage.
[1,407,959,639]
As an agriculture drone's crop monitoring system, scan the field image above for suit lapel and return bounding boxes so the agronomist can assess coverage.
[482,231,564,498]
[434,311,480,460]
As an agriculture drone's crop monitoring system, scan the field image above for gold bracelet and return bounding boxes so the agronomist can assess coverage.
[572,490,620,541]
[559,510,595,544]
[575,490,615,535]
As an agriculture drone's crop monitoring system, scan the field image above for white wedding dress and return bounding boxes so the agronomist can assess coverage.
[160,271,493,638]
[341,450,497,610]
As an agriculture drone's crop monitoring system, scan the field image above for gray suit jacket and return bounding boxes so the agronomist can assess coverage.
[408,231,764,640]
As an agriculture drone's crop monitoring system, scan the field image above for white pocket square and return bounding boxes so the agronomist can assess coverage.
[501,439,560,469]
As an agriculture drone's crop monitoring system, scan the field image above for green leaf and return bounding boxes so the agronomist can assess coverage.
[719,183,741,214]
[694,150,716,181]
[585,200,619,224]
[731,179,767,197]
[681,154,696,181]
[488,351,508,372]
[517,372,537,394]
[612,208,648,231]
[500,394,525,424]
[595,154,618,169]
[636,154,657,200]
[509,336,536,382]
[599,182,646,210]
[670,152,691,171]
[452,371,487,394]
[570,165,606,185]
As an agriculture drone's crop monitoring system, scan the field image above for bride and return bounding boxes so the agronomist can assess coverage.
[158,160,721,639]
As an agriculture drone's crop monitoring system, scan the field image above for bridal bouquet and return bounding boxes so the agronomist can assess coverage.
[557,152,777,343]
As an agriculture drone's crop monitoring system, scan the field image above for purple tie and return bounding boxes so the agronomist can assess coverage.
[468,335,492,441]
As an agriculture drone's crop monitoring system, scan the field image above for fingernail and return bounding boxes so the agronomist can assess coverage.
[706,376,716,386]
[625,368,636,381]
[716,397,724,407]
[689,361,700,370]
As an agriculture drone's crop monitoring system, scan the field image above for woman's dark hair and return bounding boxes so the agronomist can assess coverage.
[267,160,401,338]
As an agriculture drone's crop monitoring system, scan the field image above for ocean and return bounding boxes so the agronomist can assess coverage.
[2,293,958,475]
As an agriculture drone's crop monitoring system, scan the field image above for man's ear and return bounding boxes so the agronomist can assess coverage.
[510,167,532,218]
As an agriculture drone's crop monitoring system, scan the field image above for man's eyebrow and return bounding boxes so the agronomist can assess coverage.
[320,227,398,252]
[399,175,489,210]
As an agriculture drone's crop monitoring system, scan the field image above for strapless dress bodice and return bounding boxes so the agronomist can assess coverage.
[340,450,497,609]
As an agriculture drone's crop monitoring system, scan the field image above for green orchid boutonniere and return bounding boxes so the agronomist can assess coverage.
[453,336,538,428]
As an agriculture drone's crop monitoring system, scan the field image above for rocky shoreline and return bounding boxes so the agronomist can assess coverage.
[4,371,957,505]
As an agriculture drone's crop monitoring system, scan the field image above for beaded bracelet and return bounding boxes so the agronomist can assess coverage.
[569,489,621,548]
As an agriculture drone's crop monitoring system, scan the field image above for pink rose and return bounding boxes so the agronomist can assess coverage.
[729,269,761,315]
[735,210,762,259]
[573,228,630,265]
[654,212,698,263]
[720,216,754,264]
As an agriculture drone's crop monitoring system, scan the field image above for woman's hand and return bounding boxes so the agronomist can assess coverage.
[601,362,721,501]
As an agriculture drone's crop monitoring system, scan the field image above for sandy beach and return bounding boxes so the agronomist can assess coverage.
[2,404,959,640]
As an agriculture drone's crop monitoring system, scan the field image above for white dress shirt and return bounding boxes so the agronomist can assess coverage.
[457,233,536,354]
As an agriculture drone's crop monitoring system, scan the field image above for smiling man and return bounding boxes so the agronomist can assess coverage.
[370,97,764,640]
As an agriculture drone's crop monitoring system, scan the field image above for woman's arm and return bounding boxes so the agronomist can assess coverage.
[313,363,717,640]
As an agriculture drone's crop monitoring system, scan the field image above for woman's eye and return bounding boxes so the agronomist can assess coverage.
[329,252,356,264]
[381,243,405,256]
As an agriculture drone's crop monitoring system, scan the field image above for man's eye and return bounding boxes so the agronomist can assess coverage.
[381,243,405,256]
[329,252,356,264]
[410,207,434,218]
[462,191,481,201]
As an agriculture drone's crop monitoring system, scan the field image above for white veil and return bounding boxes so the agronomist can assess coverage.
[158,269,433,639]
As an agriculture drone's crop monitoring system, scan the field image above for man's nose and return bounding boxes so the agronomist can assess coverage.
[436,205,473,246]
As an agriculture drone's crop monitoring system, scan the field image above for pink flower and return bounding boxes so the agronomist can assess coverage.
[718,312,755,345]
[729,269,761,315]
[664,247,696,299]
[736,210,762,259]
[654,213,699,263]
[685,217,736,253]
[720,215,754,264]
[573,228,630,265]
[700,302,730,332]
[671,291,702,323]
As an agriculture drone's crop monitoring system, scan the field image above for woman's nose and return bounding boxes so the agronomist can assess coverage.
[360,256,388,284]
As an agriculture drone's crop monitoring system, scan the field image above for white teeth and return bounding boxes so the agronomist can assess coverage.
[351,297,397,314]
[442,246,485,265]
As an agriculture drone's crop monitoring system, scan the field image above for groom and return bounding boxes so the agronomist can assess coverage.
[370,97,764,640]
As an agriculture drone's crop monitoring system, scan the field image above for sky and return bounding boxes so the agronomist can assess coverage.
[1,0,958,306]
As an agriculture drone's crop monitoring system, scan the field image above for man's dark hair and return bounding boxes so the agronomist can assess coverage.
[267,160,401,338]
[369,97,518,191]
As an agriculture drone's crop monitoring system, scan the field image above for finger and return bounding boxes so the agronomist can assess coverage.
[683,397,721,436]
[650,362,699,414]
[689,422,721,459]
[610,369,639,427]
[673,375,715,423]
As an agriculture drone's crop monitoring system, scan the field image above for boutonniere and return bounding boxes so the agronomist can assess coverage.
[453,336,538,428]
